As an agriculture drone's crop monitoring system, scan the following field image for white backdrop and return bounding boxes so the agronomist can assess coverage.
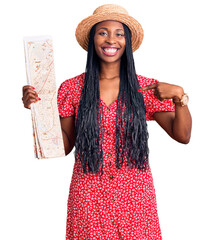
[1,0,214,239]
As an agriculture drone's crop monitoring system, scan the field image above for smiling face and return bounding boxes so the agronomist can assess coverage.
[94,20,126,63]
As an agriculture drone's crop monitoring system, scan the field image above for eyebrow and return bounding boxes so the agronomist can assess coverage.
[96,27,124,31]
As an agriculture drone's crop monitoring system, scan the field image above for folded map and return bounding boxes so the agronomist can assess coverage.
[23,35,65,159]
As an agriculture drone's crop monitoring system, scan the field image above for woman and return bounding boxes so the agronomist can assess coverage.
[22,4,192,240]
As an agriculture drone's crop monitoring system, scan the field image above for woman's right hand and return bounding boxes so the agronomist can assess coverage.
[22,85,41,109]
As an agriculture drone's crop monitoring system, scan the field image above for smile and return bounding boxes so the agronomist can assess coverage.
[101,47,119,56]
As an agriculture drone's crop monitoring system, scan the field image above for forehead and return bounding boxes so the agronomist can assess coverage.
[95,20,124,30]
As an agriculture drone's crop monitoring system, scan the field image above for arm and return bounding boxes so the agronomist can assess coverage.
[60,116,76,155]
[153,105,192,144]
[139,82,192,144]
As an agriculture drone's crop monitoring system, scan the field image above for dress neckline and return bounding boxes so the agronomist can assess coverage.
[100,99,117,108]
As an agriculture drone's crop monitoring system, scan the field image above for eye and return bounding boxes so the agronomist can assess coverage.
[116,33,124,37]
[99,32,107,36]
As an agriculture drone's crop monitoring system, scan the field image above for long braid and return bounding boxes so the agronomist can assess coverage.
[115,24,149,171]
[75,24,105,175]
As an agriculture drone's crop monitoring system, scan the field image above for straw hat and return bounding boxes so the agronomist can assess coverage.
[75,4,144,52]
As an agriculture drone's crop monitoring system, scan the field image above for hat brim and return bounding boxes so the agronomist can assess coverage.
[75,13,144,52]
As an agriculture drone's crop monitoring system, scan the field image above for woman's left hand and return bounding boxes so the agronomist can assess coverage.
[138,82,184,101]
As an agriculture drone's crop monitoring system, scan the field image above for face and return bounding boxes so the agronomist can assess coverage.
[94,20,126,63]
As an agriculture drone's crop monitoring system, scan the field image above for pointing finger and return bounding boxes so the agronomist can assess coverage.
[138,83,158,92]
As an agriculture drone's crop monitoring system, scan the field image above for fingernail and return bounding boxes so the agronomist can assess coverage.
[138,89,142,92]
[32,86,35,89]
[38,98,41,100]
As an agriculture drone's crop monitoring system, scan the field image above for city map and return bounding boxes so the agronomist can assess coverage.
[24,36,65,159]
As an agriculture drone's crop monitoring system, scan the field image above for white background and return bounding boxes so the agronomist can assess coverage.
[0,0,214,239]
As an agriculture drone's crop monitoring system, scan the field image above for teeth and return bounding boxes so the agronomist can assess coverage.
[103,48,118,53]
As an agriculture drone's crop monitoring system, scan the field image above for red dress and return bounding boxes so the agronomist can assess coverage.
[57,72,175,240]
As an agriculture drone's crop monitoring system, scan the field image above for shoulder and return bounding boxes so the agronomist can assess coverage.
[58,72,85,91]
[57,72,85,98]
[136,74,159,87]
[57,73,85,117]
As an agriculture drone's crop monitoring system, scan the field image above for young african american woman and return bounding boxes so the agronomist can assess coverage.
[22,4,192,240]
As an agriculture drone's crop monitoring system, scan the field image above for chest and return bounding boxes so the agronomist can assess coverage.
[99,78,120,107]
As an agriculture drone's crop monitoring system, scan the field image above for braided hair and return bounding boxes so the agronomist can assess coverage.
[75,22,149,176]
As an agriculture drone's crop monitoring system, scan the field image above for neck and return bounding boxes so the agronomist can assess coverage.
[99,60,121,80]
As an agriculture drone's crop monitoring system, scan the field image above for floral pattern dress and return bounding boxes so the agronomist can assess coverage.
[57,72,175,240]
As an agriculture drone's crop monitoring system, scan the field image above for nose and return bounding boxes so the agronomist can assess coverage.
[106,33,116,44]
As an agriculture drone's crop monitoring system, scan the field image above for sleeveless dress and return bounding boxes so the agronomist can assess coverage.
[57,72,175,240]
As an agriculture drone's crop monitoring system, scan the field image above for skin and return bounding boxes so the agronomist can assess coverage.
[22,20,192,155]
